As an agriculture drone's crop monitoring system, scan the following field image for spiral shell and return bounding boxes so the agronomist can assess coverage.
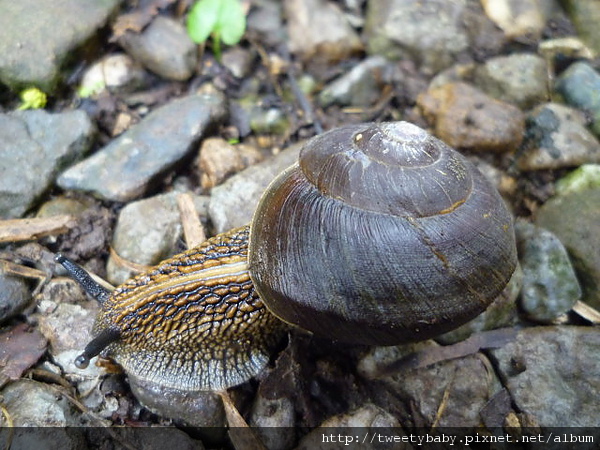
[249,121,517,345]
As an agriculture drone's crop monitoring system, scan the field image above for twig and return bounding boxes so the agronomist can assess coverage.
[0,216,76,243]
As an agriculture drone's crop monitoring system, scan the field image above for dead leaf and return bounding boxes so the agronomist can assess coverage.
[0,323,47,389]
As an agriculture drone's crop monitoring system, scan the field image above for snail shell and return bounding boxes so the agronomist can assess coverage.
[249,121,517,345]
[59,121,517,393]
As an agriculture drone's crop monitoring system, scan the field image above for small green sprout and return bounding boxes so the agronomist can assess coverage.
[186,0,246,61]
[18,87,47,110]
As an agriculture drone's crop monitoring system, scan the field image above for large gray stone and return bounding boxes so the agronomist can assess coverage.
[0,109,95,218]
[0,0,120,91]
[57,92,227,202]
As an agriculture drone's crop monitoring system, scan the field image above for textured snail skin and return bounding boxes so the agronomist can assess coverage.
[249,122,517,345]
[92,226,285,391]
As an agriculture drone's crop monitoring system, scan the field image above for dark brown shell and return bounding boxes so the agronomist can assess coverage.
[249,122,517,345]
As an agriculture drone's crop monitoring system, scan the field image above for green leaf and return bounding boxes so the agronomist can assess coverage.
[187,0,220,44]
[216,0,246,45]
[18,87,47,110]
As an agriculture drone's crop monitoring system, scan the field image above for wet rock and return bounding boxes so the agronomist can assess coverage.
[209,142,302,233]
[78,53,147,98]
[515,221,581,323]
[364,0,469,74]
[284,0,362,63]
[536,189,600,309]
[297,404,401,449]
[119,16,197,81]
[562,0,600,56]
[106,191,209,285]
[57,92,227,202]
[489,326,600,426]
[318,56,391,108]
[0,0,120,91]
[0,273,31,323]
[1,379,85,426]
[198,138,264,190]
[480,0,559,40]
[555,164,600,196]
[555,62,600,137]
[0,109,95,219]
[417,82,525,152]
[128,376,226,430]
[517,103,600,171]
[365,350,502,427]
[474,53,548,110]
[437,264,523,345]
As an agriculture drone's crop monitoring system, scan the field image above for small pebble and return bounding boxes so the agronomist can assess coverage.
[417,82,525,152]
[515,221,581,323]
[284,0,362,63]
[119,16,197,81]
[562,0,600,56]
[364,0,469,74]
[78,53,146,97]
[555,61,600,137]
[517,103,600,171]
[318,55,391,107]
[198,138,264,190]
[106,191,201,285]
[536,188,600,309]
[474,53,548,110]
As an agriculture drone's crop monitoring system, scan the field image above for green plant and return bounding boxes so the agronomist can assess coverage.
[18,87,47,110]
[186,0,246,61]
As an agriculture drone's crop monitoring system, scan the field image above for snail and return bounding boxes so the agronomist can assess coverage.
[55,121,517,392]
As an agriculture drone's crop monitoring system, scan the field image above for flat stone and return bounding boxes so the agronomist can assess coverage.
[536,188,600,309]
[364,0,469,74]
[0,109,95,218]
[517,103,600,171]
[489,326,600,426]
[417,82,525,152]
[0,0,120,91]
[57,92,227,202]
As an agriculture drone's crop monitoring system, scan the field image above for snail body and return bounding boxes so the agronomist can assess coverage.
[57,121,517,391]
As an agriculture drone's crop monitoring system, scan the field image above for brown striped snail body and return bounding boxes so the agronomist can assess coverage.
[56,121,517,392]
